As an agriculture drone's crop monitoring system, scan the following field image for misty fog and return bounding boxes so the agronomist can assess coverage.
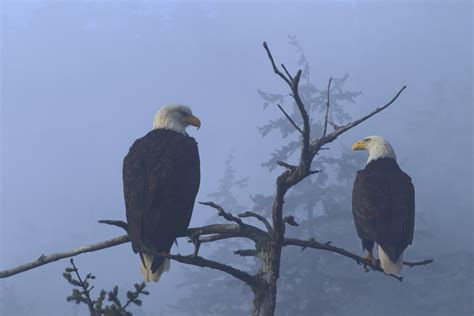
[1,1,472,315]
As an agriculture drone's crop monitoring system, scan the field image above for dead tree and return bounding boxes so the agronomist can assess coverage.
[0,42,433,316]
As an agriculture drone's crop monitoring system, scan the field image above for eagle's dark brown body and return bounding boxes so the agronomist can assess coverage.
[352,158,415,262]
[123,129,200,272]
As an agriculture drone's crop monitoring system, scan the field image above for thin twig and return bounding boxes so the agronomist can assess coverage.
[283,216,299,227]
[327,120,339,130]
[276,160,297,171]
[263,41,292,87]
[234,249,258,257]
[239,211,273,232]
[98,220,128,232]
[323,77,333,137]
[199,201,244,226]
[281,64,293,81]
[277,104,304,135]
[404,259,434,267]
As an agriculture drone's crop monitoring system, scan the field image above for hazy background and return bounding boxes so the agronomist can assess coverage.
[1,0,472,315]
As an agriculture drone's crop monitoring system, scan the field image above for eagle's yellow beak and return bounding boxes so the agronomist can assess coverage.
[352,140,366,151]
[186,115,201,129]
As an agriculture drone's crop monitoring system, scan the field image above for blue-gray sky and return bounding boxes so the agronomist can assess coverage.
[1,1,472,315]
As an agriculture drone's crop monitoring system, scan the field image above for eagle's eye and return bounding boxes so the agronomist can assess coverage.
[363,138,371,142]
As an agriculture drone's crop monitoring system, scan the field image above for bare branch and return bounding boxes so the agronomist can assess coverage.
[404,259,435,268]
[316,85,407,150]
[98,219,264,242]
[281,64,293,81]
[276,104,304,135]
[291,70,311,159]
[239,211,273,232]
[185,223,253,239]
[199,201,244,226]
[326,120,339,131]
[323,77,333,137]
[283,237,433,282]
[283,215,299,227]
[196,233,240,243]
[234,249,258,257]
[140,248,256,286]
[98,220,128,232]
[192,239,201,257]
[1,231,258,286]
[2,217,269,280]
[263,41,292,87]
[0,235,130,279]
[276,160,297,170]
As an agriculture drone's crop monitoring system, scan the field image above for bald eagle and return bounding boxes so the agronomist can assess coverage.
[123,104,201,282]
[352,136,415,275]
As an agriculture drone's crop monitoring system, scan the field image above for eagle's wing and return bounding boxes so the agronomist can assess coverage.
[352,169,414,261]
[123,131,200,256]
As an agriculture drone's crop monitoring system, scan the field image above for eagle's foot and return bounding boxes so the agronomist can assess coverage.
[362,252,377,272]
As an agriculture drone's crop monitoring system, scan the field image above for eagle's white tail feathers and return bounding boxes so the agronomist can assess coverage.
[377,244,403,275]
[140,254,171,282]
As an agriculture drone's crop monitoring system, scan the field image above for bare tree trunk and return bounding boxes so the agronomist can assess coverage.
[88,306,98,316]
[252,235,281,316]
[252,281,277,316]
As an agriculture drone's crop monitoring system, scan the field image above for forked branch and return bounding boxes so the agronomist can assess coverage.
[309,85,407,157]
[319,86,407,146]
[199,201,244,226]
[263,41,292,87]
[284,238,434,282]
[264,42,310,160]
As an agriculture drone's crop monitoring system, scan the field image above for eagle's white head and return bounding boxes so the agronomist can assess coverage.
[352,135,397,164]
[152,104,201,135]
